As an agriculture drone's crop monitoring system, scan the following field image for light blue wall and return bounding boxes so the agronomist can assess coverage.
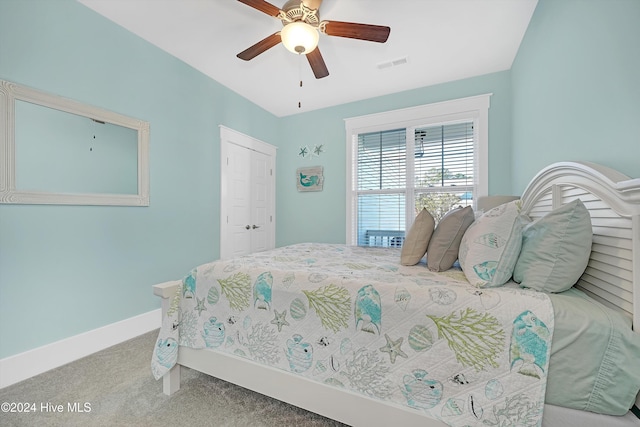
[510,0,640,193]
[276,72,513,246]
[0,0,279,359]
[4,0,635,361]
[0,0,513,359]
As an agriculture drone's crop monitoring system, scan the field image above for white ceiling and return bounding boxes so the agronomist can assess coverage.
[77,0,538,117]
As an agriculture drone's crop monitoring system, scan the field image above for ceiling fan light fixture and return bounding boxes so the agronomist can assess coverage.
[281,21,319,54]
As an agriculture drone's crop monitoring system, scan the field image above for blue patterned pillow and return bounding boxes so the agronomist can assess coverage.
[459,200,526,287]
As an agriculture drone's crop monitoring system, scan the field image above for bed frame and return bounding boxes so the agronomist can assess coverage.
[153,161,640,426]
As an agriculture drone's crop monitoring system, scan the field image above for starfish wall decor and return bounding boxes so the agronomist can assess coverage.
[299,144,325,158]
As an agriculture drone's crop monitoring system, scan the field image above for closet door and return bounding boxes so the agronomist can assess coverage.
[226,141,253,258]
[220,126,276,260]
[249,150,271,254]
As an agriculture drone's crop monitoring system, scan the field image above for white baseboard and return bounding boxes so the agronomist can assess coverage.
[0,308,161,389]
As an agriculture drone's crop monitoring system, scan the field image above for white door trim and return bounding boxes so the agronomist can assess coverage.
[220,125,277,156]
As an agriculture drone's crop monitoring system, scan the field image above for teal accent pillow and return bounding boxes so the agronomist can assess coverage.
[459,200,526,288]
[514,199,592,293]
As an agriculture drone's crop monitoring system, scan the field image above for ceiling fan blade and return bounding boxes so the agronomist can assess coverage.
[237,32,282,61]
[306,47,329,79]
[237,0,282,17]
[322,21,391,43]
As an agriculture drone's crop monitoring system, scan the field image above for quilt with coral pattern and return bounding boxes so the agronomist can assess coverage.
[152,243,554,427]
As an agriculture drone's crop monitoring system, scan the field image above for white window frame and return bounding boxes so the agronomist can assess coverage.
[345,94,491,245]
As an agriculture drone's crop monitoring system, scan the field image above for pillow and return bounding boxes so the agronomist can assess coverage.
[545,287,640,415]
[458,200,527,288]
[400,208,435,266]
[513,199,592,293]
[426,206,474,272]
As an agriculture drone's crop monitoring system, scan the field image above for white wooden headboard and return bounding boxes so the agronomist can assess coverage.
[519,161,640,331]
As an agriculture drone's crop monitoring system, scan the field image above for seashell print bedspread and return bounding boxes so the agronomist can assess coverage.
[152,243,554,427]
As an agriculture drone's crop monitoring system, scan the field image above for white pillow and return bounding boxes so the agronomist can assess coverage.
[400,208,435,266]
[459,200,526,287]
[513,199,592,293]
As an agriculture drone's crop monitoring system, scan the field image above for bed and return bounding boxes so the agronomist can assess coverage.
[151,161,640,427]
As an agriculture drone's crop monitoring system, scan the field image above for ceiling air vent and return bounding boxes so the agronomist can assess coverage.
[377,56,409,70]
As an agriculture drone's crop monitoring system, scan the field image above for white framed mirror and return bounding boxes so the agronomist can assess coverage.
[0,79,149,206]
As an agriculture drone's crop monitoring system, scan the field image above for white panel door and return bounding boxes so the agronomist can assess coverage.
[226,142,253,258]
[250,150,271,253]
[220,126,276,260]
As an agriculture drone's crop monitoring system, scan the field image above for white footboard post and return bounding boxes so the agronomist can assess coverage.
[153,280,182,396]
[162,365,181,396]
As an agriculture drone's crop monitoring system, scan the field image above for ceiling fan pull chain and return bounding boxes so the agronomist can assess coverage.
[298,53,303,108]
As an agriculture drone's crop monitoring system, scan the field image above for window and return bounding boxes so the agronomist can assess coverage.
[414,122,475,222]
[356,129,406,246]
[345,95,491,246]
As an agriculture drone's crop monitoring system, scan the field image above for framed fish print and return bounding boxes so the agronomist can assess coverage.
[296,166,324,192]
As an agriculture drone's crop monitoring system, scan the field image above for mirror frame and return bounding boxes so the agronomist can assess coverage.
[0,79,150,206]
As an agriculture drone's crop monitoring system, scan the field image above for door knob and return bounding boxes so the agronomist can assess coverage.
[245,225,251,230]
[252,225,260,229]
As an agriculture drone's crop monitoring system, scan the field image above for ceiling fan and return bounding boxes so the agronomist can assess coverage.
[236,0,391,79]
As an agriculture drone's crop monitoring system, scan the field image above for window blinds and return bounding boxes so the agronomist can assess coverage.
[414,122,474,189]
[356,129,406,246]
[355,122,475,246]
[357,129,406,191]
[414,122,475,222]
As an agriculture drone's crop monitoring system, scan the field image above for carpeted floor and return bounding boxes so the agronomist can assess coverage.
[0,330,347,427]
